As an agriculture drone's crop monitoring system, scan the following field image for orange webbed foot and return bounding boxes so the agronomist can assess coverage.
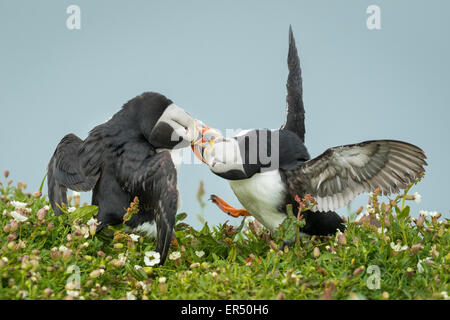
[210,194,251,218]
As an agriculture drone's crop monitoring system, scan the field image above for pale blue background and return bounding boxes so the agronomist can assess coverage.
[1,0,449,229]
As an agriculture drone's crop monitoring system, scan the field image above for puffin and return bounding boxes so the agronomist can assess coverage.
[48,92,209,264]
[193,27,427,241]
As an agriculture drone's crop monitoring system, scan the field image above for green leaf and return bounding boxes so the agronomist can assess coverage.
[70,205,99,222]
[176,212,188,222]
[39,173,47,193]
[398,206,410,221]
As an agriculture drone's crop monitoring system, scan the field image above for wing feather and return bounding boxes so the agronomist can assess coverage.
[115,140,178,265]
[284,140,427,212]
[47,134,100,215]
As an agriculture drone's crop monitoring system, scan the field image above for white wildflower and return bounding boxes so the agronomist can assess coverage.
[86,218,99,226]
[2,209,8,216]
[195,250,205,258]
[134,265,143,271]
[244,216,256,229]
[390,242,408,252]
[58,245,69,252]
[417,260,425,273]
[43,205,50,211]
[441,291,449,300]
[118,253,128,263]
[80,242,89,248]
[414,192,421,203]
[10,210,28,222]
[126,292,137,300]
[67,207,76,213]
[158,277,167,284]
[129,234,140,242]
[144,251,160,266]
[419,210,439,217]
[169,251,181,260]
[138,281,149,291]
[66,290,79,297]
[417,258,432,273]
[10,201,28,209]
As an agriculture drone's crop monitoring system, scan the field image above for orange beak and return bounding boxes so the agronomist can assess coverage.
[191,120,218,163]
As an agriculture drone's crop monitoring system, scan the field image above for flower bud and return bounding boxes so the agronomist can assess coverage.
[10,220,19,233]
[269,241,278,252]
[47,222,54,231]
[114,243,124,249]
[353,266,364,276]
[313,247,320,258]
[143,267,153,275]
[411,244,423,255]
[50,248,59,260]
[62,250,73,261]
[355,206,363,215]
[406,267,414,276]
[36,208,47,222]
[110,259,125,268]
[7,233,17,242]
[43,288,53,297]
[89,269,104,278]
[190,262,200,269]
[338,233,347,245]
[4,170,9,178]
[201,262,210,269]
[32,191,42,198]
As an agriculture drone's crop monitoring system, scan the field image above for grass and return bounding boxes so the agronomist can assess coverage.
[0,171,448,300]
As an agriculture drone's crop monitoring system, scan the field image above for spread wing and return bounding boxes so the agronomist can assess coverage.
[47,133,101,215]
[115,140,178,265]
[284,140,427,212]
[281,25,305,142]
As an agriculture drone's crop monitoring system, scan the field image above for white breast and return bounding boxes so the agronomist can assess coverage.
[228,170,287,232]
[128,221,158,239]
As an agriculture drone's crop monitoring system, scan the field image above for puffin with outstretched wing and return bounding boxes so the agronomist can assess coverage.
[194,26,427,238]
[48,92,210,264]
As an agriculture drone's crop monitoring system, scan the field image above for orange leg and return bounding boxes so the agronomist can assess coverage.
[210,195,251,218]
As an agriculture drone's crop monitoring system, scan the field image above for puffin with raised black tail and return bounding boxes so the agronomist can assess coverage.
[194,27,427,239]
[48,92,210,264]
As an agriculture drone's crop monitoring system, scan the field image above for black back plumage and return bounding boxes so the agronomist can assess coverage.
[47,92,178,264]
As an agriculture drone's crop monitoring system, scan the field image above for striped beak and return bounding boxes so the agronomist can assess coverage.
[191,120,221,163]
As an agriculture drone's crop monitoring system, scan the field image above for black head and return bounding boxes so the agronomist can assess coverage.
[129,92,199,150]
[202,129,310,180]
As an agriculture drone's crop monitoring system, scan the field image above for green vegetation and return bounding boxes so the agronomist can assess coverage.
[0,171,448,300]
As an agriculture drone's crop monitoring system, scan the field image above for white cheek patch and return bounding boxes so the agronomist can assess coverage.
[204,139,245,174]
[157,103,196,144]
